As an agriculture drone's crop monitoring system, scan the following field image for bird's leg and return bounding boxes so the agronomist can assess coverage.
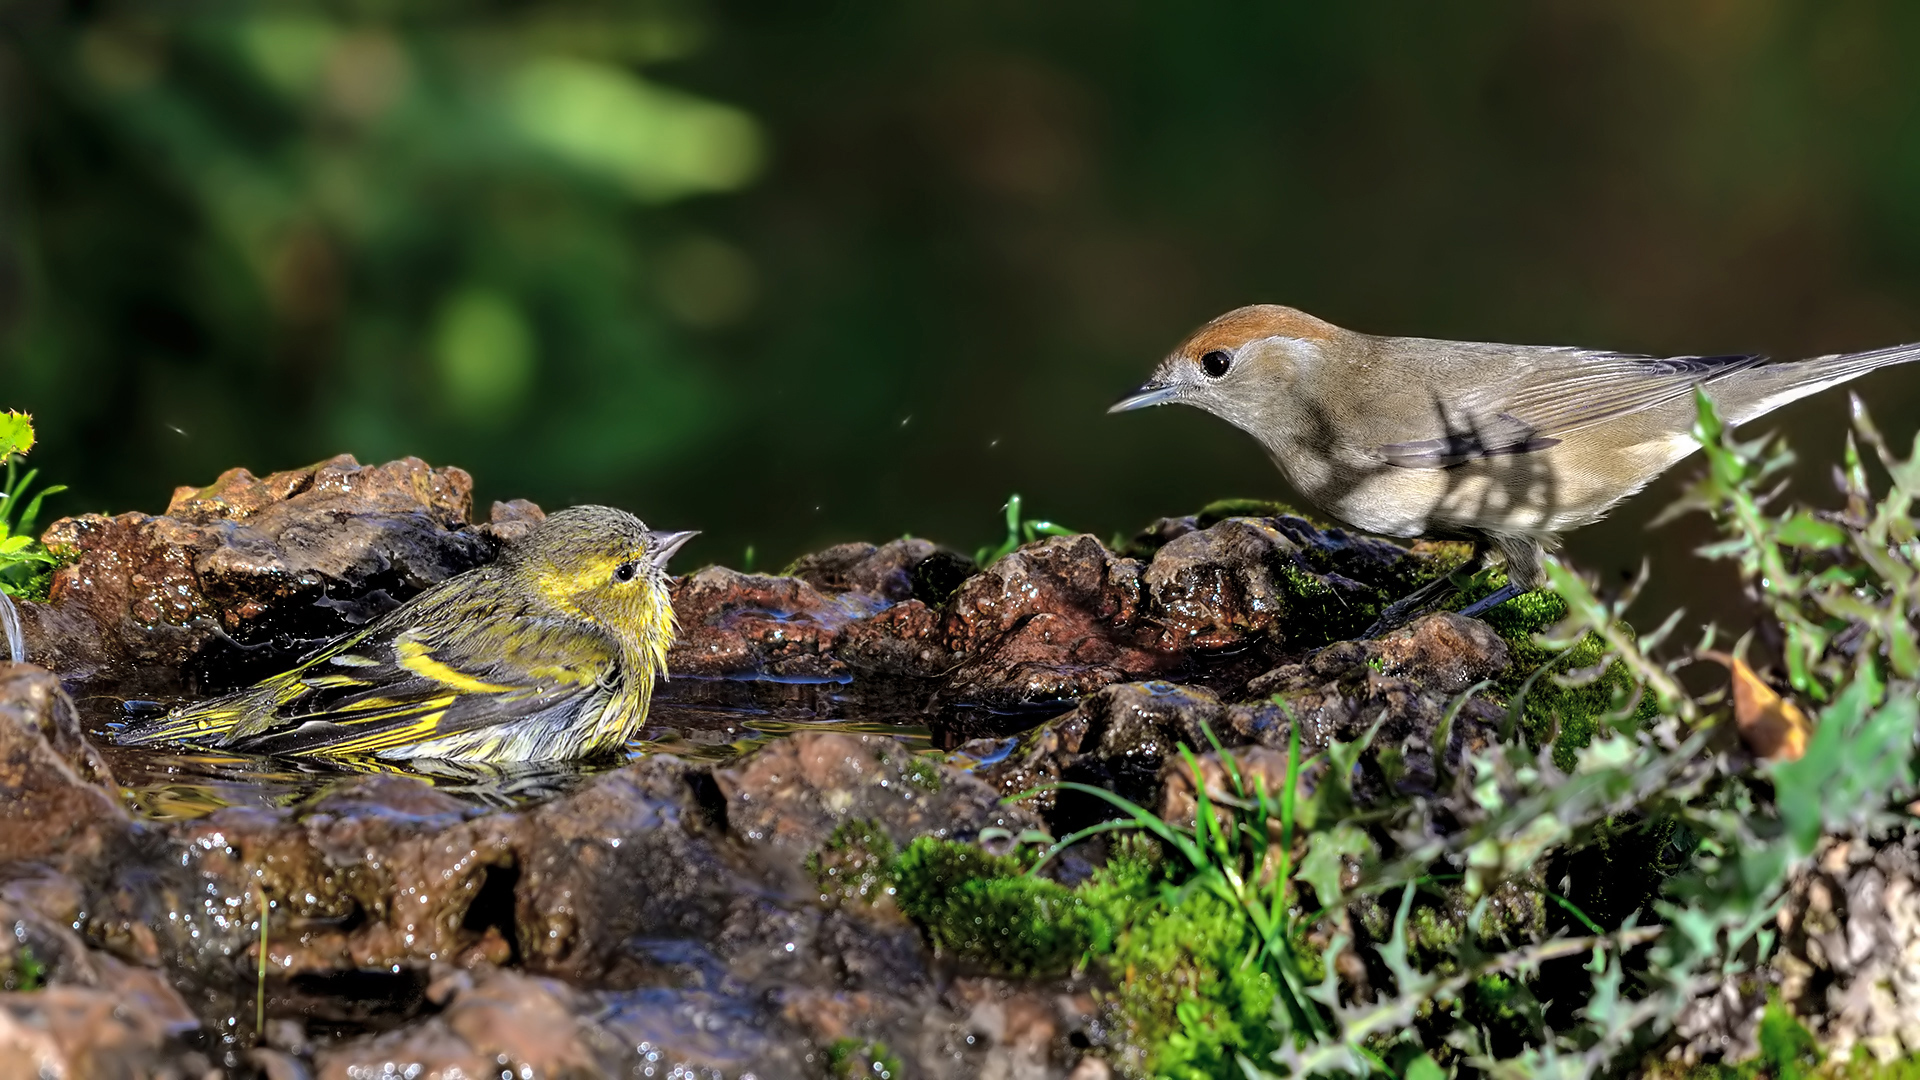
[1457,535,1546,620]
[1457,582,1523,619]
[1363,539,1488,637]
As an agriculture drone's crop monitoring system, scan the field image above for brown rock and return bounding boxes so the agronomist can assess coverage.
[786,538,941,602]
[0,664,130,870]
[1142,518,1306,650]
[29,455,496,692]
[713,731,1036,852]
[0,985,204,1080]
[668,567,886,679]
[315,969,626,1080]
[937,535,1168,707]
[838,598,954,677]
[1367,612,1510,693]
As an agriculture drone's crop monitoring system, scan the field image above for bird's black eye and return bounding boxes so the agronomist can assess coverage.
[613,561,638,584]
[1200,349,1232,378]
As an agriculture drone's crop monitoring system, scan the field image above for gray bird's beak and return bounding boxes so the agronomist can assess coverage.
[1108,383,1178,413]
[648,530,700,568]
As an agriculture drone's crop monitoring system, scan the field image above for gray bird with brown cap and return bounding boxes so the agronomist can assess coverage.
[1112,305,1920,617]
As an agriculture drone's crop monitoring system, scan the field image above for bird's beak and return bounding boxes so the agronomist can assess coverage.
[1108,382,1178,413]
[648,530,699,568]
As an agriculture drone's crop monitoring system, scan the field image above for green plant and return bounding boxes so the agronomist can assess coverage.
[7,944,46,992]
[825,1038,902,1080]
[975,493,1079,567]
[0,411,66,601]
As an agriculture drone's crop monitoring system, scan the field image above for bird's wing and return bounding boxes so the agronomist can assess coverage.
[1377,350,1766,468]
[124,612,621,758]
[225,618,621,757]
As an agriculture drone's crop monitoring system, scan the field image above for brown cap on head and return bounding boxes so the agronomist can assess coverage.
[1172,304,1341,360]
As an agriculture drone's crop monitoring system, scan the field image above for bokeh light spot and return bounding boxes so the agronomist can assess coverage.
[433,290,536,426]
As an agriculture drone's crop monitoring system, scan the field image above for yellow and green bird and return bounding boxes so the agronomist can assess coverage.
[117,505,694,762]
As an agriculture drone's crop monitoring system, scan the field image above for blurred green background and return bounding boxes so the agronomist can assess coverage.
[7,3,1920,619]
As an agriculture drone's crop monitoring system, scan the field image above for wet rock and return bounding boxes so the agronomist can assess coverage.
[0,663,131,870]
[668,567,886,679]
[0,868,201,1079]
[947,978,1099,1078]
[78,756,745,1010]
[0,985,207,1080]
[787,538,941,603]
[1144,518,1327,650]
[938,535,1169,707]
[714,731,1035,852]
[1362,612,1510,694]
[910,549,979,606]
[26,455,495,693]
[837,598,955,677]
[315,968,630,1080]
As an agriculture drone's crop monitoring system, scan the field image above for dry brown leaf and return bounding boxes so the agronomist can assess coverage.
[1700,650,1811,762]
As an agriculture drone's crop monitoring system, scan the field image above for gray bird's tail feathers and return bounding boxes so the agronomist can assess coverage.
[1717,341,1920,427]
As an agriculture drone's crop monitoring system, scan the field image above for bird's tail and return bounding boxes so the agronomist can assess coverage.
[1718,341,1920,427]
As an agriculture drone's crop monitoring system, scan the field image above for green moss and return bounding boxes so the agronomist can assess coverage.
[6,945,45,992]
[1277,559,1379,643]
[1458,570,1657,771]
[891,837,1117,977]
[826,1038,902,1080]
[886,830,1301,1073]
[901,754,943,792]
[806,819,897,906]
[1106,886,1283,1080]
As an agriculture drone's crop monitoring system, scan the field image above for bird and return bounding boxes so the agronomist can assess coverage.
[1111,304,1920,618]
[116,505,696,762]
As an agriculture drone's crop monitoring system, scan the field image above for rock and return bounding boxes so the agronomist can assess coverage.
[314,968,630,1080]
[0,986,206,1080]
[787,538,942,603]
[1767,834,1920,1062]
[26,455,497,694]
[0,869,201,1080]
[713,731,1035,852]
[938,535,1168,707]
[0,664,131,870]
[114,757,746,992]
[479,498,547,544]
[837,599,955,677]
[1364,612,1510,694]
[1142,518,1317,650]
[668,567,887,679]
